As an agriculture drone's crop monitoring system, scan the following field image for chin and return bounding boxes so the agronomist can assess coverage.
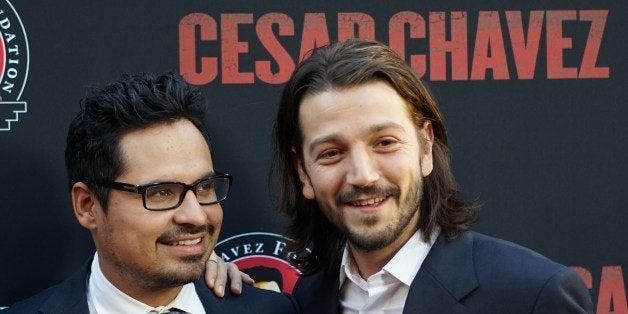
[166,263,206,285]
[179,253,208,263]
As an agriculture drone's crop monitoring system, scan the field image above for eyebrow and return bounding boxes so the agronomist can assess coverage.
[144,170,218,185]
[306,121,406,155]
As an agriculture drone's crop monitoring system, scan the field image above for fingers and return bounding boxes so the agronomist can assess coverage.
[204,252,224,297]
[227,262,245,295]
[203,251,256,297]
[213,257,228,298]
[241,271,255,286]
[226,262,255,295]
[204,253,217,289]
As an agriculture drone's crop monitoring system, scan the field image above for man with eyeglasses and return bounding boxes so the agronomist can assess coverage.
[4,72,298,313]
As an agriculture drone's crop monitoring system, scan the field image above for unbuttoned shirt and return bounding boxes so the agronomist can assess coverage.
[86,252,205,314]
[339,230,437,313]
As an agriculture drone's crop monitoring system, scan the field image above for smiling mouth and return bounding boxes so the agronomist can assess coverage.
[167,238,202,246]
[348,196,387,206]
[162,236,205,247]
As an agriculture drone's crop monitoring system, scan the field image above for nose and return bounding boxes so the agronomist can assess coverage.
[173,190,209,227]
[346,147,380,187]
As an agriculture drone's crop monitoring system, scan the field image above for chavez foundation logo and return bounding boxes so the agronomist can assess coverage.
[0,0,28,131]
[215,232,301,294]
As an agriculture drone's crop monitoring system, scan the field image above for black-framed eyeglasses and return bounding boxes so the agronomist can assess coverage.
[98,172,232,211]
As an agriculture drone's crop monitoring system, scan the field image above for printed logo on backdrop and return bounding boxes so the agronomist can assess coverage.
[179,10,609,85]
[215,232,300,293]
[0,0,28,131]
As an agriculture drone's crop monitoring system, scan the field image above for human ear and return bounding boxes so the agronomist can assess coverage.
[420,120,434,177]
[71,182,100,230]
[292,148,315,200]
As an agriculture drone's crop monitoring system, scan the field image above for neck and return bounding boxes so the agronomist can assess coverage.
[116,283,182,308]
[348,213,420,279]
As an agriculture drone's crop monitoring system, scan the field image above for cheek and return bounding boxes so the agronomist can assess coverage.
[99,218,149,258]
[382,154,421,181]
[106,211,171,244]
[206,208,223,245]
[308,166,345,197]
[207,207,223,228]
[115,219,158,244]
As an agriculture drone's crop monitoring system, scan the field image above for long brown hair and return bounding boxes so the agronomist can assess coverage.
[273,39,477,276]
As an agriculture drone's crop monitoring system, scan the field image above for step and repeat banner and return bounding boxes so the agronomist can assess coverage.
[0,1,625,312]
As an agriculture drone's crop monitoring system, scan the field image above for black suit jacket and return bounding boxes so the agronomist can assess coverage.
[4,259,299,314]
[293,231,594,313]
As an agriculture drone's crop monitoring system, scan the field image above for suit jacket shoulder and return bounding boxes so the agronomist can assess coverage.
[4,260,299,314]
[292,231,593,314]
[195,277,300,313]
[292,262,341,314]
[2,262,90,314]
[406,231,594,313]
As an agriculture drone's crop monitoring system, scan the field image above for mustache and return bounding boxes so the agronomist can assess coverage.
[336,184,400,204]
[156,224,214,243]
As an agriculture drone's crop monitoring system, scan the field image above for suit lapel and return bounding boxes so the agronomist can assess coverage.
[295,263,342,314]
[321,262,342,314]
[319,275,341,314]
[403,232,478,314]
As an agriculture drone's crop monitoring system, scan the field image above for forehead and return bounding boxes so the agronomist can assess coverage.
[298,81,417,142]
[117,119,213,183]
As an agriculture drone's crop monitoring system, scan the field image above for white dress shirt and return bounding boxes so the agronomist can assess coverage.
[86,252,205,314]
[339,230,438,314]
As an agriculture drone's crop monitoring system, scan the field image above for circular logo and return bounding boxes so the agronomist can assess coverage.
[215,232,301,293]
[0,0,29,131]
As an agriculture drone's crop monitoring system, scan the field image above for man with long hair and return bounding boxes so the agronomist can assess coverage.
[273,39,592,313]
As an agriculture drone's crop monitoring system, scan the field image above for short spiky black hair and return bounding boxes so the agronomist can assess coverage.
[65,72,212,210]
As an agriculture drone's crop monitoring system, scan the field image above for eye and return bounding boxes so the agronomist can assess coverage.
[320,149,340,159]
[145,184,178,200]
[375,137,400,150]
[196,180,215,195]
[378,138,396,146]
[316,148,343,164]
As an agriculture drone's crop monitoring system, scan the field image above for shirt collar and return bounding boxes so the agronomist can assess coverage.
[87,252,205,314]
[384,230,437,286]
[339,229,439,288]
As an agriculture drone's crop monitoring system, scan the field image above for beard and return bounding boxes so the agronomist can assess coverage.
[115,253,207,289]
[320,174,423,252]
[101,224,214,290]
